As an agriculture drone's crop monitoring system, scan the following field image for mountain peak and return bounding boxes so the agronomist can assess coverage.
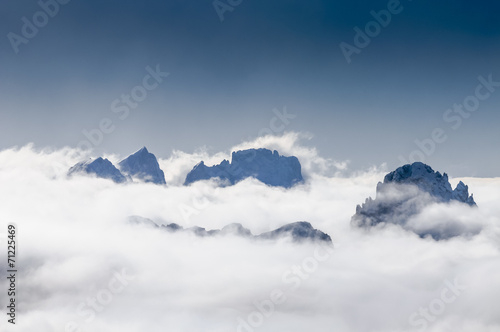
[184,148,304,188]
[68,157,127,183]
[118,147,166,185]
[352,162,478,240]
[257,221,332,243]
[382,162,475,205]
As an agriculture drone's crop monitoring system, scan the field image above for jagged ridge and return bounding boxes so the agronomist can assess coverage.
[68,157,127,183]
[128,216,332,244]
[184,148,304,188]
[68,147,166,185]
[352,162,478,240]
[118,147,166,185]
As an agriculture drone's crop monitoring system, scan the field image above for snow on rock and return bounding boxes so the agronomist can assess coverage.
[381,162,475,205]
[68,157,127,183]
[184,148,304,188]
[118,147,166,185]
[351,162,478,240]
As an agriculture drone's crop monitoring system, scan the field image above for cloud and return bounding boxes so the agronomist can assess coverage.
[158,132,352,187]
[352,182,484,240]
[231,132,350,176]
[0,142,499,332]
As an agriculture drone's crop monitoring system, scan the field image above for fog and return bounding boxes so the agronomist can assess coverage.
[1,135,499,332]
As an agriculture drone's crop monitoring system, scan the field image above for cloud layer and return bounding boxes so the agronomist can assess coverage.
[1,136,499,332]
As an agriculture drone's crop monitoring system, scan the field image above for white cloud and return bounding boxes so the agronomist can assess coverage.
[231,132,350,176]
[158,132,352,186]
[0,142,499,332]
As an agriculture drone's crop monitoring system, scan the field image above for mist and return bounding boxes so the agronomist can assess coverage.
[1,135,499,332]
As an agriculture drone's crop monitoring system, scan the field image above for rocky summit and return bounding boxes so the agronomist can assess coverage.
[381,162,475,205]
[184,148,304,188]
[128,216,332,244]
[67,147,166,185]
[68,157,127,183]
[118,147,166,185]
[351,162,478,240]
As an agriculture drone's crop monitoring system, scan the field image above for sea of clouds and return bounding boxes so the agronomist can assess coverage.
[1,133,499,332]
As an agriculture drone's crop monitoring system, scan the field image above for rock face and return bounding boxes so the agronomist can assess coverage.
[257,222,332,243]
[351,162,478,240]
[452,181,476,205]
[381,162,475,205]
[128,216,331,244]
[68,157,127,183]
[184,148,304,188]
[118,147,166,184]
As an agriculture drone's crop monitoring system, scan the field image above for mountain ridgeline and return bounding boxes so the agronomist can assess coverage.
[118,147,166,184]
[69,148,480,241]
[68,157,127,183]
[184,148,304,188]
[68,147,304,188]
[68,147,166,184]
[128,216,332,244]
[351,162,478,240]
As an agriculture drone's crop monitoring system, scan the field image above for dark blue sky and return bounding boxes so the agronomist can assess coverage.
[1,0,499,176]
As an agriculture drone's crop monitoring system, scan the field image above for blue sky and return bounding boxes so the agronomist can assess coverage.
[1,0,499,176]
